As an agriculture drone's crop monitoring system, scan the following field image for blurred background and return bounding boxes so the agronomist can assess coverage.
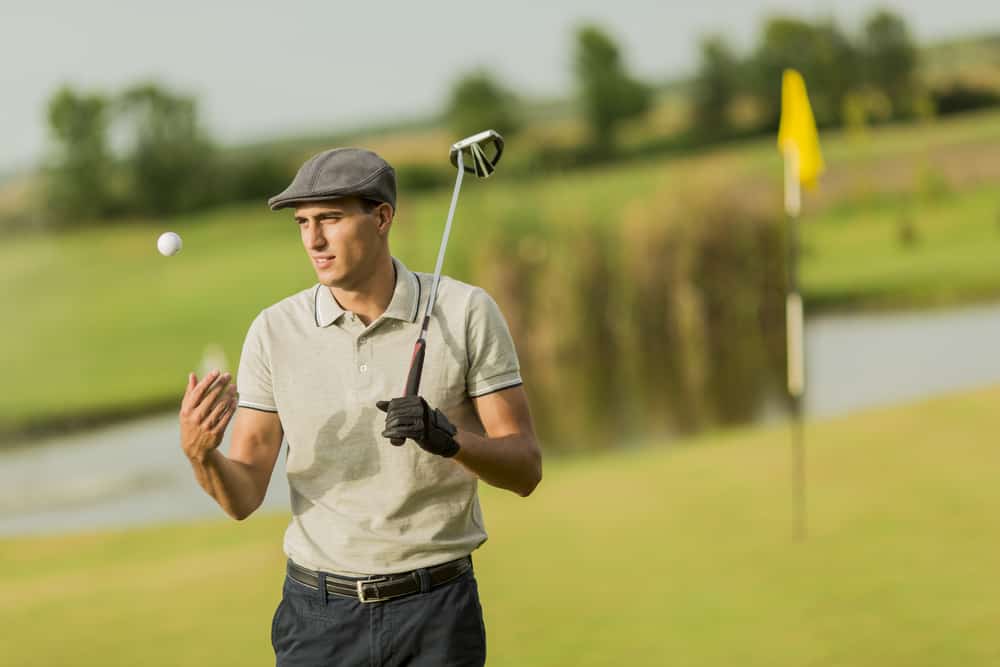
[2,1,1000,665]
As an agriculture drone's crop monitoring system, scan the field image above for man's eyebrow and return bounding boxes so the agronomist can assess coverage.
[294,210,344,223]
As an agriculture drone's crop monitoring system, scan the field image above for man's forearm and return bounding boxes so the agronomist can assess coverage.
[187,449,266,520]
[452,431,542,497]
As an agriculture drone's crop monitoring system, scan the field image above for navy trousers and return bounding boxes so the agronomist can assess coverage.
[271,562,487,666]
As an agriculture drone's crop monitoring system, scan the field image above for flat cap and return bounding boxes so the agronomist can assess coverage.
[268,147,396,211]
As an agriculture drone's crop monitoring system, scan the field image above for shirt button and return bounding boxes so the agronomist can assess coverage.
[359,364,368,373]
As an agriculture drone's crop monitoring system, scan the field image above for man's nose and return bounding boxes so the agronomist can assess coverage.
[307,224,325,248]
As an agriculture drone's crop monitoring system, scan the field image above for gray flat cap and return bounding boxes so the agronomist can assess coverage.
[268,147,396,211]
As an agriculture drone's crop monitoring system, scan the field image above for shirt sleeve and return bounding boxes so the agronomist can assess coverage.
[465,287,523,398]
[236,312,278,413]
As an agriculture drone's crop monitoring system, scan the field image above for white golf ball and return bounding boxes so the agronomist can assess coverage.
[157,231,183,256]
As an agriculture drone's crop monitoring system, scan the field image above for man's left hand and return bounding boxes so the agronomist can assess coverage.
[376,396,460,458]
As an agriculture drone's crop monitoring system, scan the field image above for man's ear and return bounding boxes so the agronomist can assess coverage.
[376,203,394,234]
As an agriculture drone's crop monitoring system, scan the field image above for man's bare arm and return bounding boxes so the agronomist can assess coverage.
[452,385,542,497]
[180,370,284,520]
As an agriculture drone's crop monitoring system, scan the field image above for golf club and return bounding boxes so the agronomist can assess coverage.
[390,129,505,446]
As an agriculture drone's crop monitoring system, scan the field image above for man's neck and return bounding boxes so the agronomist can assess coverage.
[329,254,396,326]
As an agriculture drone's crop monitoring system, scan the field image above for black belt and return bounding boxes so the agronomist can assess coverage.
[286,556,472,604]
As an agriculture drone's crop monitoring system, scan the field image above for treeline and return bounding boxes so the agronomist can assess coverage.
[695,10,914,138]
[39,11,999,225]
[449,10,998,157]
[42,22,653,225]
[445,24,653,157]
[42,83,290,223]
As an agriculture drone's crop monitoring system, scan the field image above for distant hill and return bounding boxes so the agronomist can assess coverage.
[922,32,1000,89]
[228,75,684,163]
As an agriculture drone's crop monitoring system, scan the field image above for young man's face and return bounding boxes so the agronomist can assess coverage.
[294,197,392,289]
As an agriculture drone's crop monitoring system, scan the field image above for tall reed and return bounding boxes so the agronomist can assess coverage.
[470,174,787,451]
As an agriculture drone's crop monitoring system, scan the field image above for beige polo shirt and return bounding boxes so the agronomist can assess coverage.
[236,257,522,575]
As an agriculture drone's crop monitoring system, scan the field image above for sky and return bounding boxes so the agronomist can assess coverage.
[2,0,997,171]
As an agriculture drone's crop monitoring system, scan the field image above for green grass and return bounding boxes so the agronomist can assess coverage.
[4,110,1000,437]
[802,184,1000,310]
[3,385,1000,666]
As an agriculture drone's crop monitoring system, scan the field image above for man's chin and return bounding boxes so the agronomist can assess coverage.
[316,269,349,288]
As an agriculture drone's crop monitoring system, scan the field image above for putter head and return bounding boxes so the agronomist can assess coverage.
[449,130,504,179]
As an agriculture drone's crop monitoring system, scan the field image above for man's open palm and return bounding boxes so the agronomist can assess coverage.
[180,370,238,462]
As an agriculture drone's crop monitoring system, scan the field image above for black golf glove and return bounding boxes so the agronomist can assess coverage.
[375,396,460,458]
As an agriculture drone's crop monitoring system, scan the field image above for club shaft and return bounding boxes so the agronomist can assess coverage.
[421,151,465,337]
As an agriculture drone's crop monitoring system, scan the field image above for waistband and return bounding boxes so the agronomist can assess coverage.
[286,556,472,604]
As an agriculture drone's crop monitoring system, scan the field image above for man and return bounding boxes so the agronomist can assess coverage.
[178,146,541,666]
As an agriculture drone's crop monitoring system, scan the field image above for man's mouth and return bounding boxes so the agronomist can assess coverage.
[312,255,335,268]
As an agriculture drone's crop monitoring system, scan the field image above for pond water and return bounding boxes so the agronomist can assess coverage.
[804,302,1000,416]
[3,302,1000,537]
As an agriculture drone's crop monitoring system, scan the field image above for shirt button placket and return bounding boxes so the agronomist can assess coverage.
[356,334,373,388]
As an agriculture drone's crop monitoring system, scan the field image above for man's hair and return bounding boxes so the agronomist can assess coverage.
[360,198,381,213]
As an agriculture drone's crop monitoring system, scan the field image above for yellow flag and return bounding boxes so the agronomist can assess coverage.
[777,69,824,189]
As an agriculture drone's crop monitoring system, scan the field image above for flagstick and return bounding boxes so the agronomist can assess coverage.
[784,145,807,542]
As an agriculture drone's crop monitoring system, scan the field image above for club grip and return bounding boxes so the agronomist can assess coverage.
[390,339,426,446]
[403,339,426,397]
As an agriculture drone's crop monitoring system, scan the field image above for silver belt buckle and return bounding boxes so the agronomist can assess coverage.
[356,577,390,603]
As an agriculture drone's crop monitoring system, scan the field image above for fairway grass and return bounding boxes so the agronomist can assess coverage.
[3,385,1000,666]
[803,184,1000,310]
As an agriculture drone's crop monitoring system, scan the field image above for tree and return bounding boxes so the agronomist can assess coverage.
[862,9,918,118]
[749,16,859,128]
[118,82,216,216]
[573,24,652,155]
[445,69,521,139]
[44,86,115,221]
[690,35,742,138]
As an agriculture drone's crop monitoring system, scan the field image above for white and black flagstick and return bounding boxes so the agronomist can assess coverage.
[784,145,807,542]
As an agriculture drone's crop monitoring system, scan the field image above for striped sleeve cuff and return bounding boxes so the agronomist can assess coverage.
[468,371,523,398]
[238,399,278,413]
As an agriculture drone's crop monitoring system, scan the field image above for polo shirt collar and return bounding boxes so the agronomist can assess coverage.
[382,257,422,323]
[314,256,421,328]
[314,282,344,327]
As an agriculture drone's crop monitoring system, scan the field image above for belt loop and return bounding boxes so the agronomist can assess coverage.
[318,572,328,604]
[416,567,432,593]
